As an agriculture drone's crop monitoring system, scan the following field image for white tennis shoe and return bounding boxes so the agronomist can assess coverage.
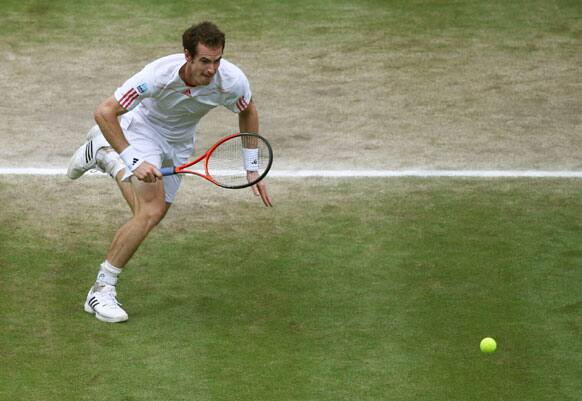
[66,127,110,179]
[84,284,128,323]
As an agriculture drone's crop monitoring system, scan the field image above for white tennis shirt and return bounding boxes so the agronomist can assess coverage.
[114,54,252,143]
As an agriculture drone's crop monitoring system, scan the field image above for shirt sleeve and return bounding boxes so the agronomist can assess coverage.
[114,65,156,111]
[223,74,253,114]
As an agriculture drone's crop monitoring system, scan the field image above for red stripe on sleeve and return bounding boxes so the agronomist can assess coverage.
[119,88,136,104]
[123,93,139,109]
[120,90,139,108]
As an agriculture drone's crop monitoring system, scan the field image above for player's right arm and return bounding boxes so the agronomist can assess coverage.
[94,96,130,154]
[94,64,162,182]
[94,97,161,183]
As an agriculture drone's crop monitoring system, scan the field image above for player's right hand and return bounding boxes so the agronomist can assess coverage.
[133,161,162,183]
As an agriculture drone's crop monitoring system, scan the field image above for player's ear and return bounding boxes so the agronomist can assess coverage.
[184,49,193,62]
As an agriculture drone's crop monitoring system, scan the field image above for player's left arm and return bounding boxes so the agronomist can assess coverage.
[239,100,272,207]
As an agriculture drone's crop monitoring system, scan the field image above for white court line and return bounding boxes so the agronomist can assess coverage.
[271,170,582,178]
[1,167,582,178]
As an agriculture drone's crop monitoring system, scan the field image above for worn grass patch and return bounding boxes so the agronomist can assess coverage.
[0,0,581,170]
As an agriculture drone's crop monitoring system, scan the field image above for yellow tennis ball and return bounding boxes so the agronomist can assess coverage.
[480,337,497,353]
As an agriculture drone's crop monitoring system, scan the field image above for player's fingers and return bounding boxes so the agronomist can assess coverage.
[142,166,161,183]
[146,171,159,183]
[135,171,147,182]
[257,183,272,207]
[135,165,151,182]
[251,183,260,197]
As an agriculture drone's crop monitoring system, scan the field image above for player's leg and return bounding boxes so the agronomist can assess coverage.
[112,169,137,213]
[67,125,136,211]
[106,178,169,267]
[91,139,137,212]
[84,178,170,323]
[95,164,180,289]
[83,129,171,323]
[83,131,183,323]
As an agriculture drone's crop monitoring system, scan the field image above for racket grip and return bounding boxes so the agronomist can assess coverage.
[159,167,176,176]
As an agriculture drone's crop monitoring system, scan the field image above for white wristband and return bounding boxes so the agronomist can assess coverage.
[120,145,145,171]
[243,148,259,171]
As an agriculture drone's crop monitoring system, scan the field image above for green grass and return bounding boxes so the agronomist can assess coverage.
[1,177,582,400]
[1,0,580,49]
[1,0,582,399]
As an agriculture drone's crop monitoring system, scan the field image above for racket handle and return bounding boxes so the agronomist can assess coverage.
[159,167,176,176]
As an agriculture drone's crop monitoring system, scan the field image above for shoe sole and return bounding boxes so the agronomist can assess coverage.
[84,301,128,323]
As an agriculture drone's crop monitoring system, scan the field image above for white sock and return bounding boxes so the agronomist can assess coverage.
[96,148,126,178]
[96,260,122,286]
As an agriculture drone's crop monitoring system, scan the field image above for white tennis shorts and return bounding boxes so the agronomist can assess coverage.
[116,114,194,203]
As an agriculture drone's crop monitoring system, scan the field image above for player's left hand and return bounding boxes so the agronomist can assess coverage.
[247,171,272,207]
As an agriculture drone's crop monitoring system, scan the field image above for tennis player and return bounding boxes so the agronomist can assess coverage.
[67,22,272,323]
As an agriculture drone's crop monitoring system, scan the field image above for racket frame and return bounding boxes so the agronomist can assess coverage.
[160,133,273,189]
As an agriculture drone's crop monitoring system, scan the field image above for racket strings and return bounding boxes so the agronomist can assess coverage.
[207,135,270,187]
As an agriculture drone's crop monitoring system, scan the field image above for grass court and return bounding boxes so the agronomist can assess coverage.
[1,0,582,400]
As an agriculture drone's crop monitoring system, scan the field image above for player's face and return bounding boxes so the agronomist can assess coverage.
[184,44,223,86]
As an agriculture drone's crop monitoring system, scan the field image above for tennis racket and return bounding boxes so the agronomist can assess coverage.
[159,133,273,189]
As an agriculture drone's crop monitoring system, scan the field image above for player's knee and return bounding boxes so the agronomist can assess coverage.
[137,204,166,230]
[148,207,166,227]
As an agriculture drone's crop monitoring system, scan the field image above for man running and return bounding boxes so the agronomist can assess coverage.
[67,21,272,323]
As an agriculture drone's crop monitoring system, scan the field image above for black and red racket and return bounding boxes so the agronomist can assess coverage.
[159,133,273,189]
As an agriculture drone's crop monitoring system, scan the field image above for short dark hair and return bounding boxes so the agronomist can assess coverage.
[182,22,225,57]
